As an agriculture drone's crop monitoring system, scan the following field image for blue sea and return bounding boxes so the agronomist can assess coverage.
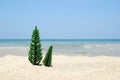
[0,39,120,56]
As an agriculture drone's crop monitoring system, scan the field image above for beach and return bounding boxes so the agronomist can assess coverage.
[0,47,120,80]
[0,0,120,79]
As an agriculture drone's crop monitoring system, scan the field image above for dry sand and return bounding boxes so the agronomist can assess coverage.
[0,54,120,80]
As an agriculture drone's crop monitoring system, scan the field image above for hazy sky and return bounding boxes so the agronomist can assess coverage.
[0,0,120,39]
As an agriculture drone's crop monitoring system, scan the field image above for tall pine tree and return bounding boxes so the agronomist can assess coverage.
[28,26,42,65]
[43,45,53,67]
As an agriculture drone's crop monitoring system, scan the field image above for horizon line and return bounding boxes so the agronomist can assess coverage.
[0,39,120,40]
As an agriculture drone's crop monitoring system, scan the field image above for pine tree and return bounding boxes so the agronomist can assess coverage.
[43,45,53,67]
[28,26,42,65]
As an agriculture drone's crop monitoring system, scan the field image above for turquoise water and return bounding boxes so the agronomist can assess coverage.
[0,39,120,46]
[0,39,120,56]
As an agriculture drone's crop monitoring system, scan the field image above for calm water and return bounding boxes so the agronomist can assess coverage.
[0,39,120,56]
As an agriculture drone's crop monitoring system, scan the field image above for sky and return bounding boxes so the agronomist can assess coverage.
[0,0,120,39]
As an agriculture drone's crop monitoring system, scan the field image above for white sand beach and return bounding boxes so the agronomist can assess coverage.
[0,47,120,80]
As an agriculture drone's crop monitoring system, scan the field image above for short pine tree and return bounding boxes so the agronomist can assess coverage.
[43,45,53,67]
[28,26,42,65]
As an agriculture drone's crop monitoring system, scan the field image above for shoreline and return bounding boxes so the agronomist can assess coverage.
[0,46,120,57]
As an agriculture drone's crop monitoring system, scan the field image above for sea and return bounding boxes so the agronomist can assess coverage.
[0,39,120,56]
